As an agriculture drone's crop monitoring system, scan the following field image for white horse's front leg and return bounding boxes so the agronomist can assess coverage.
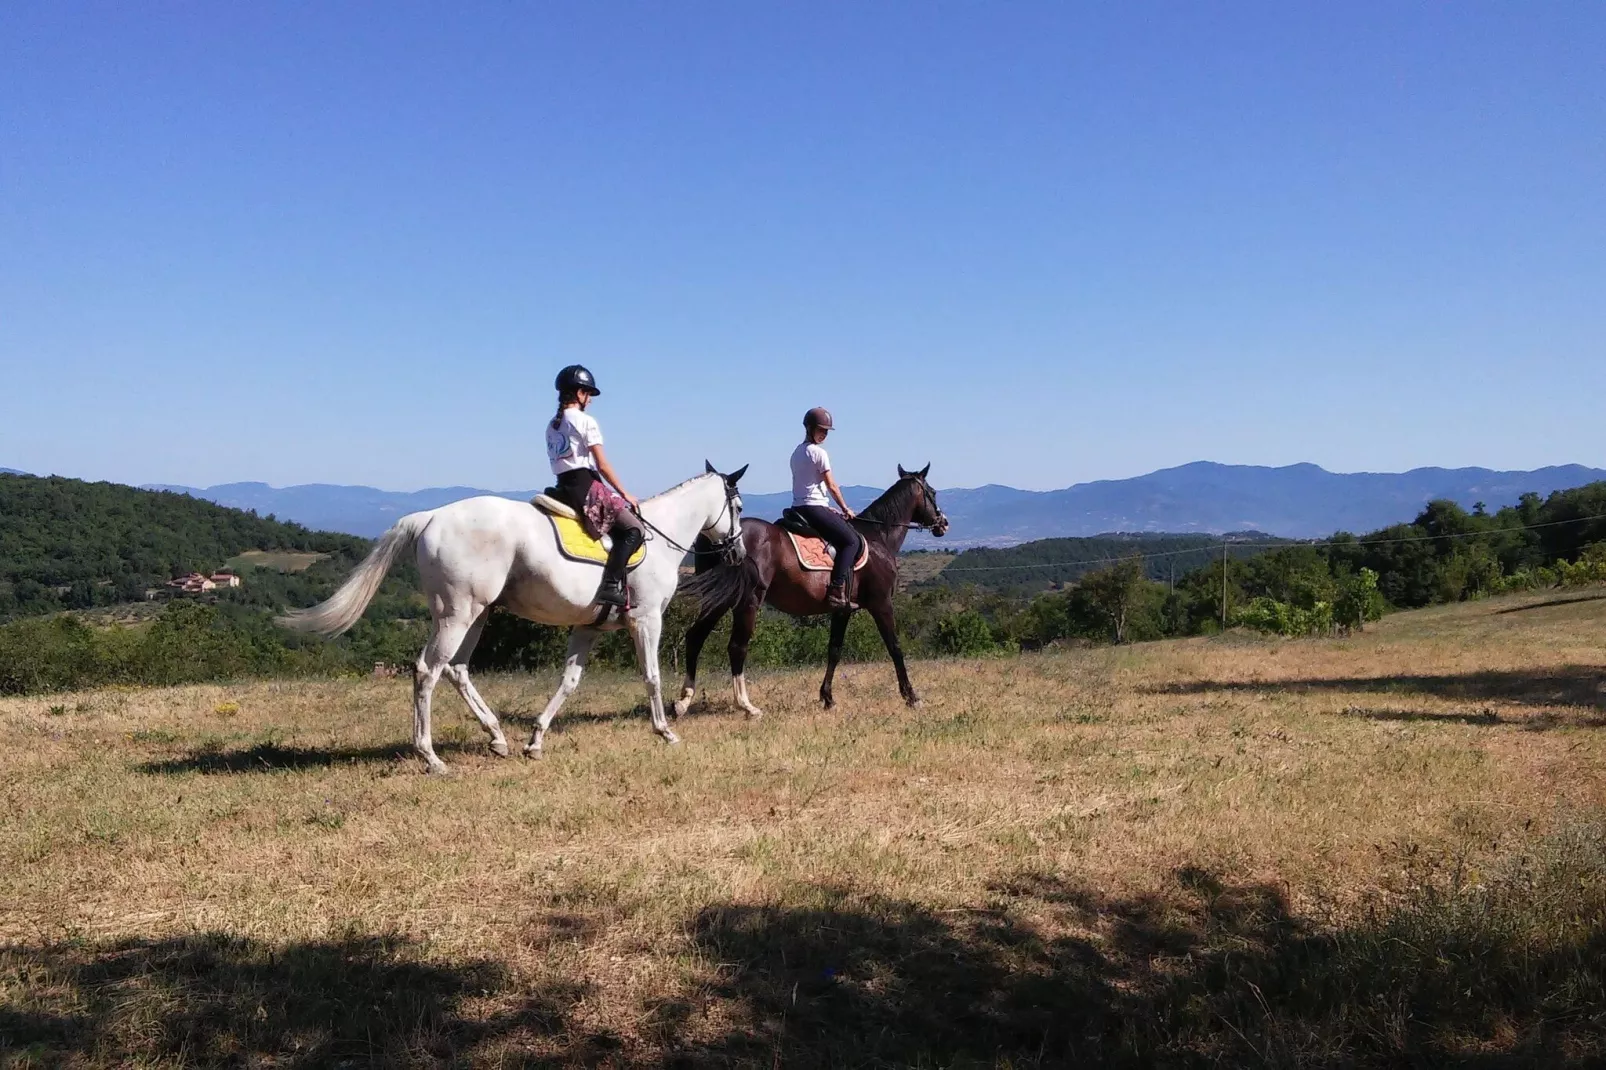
[631,611,679,745]
[526,628,599,757]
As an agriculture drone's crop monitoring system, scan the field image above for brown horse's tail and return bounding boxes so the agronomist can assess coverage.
[678,555,755,616]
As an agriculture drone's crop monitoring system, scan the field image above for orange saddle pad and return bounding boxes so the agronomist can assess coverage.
[785,530,871,573]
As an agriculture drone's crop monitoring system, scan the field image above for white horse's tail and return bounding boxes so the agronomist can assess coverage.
[276,512,430,637]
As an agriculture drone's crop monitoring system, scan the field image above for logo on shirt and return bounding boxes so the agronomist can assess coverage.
[546,426,573,459]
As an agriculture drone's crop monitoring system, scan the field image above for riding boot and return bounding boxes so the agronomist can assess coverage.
[826,579,855,611]
[596,527,644,607]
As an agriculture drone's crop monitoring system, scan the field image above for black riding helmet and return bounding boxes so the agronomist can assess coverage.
[555,364,601,396]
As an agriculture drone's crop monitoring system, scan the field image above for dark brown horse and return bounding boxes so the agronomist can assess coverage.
[673,465,949,718]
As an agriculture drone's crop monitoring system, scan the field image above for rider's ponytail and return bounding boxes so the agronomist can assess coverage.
[550,389,581,431]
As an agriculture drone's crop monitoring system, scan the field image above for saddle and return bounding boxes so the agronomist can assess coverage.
[777,508,870,573]
[531,494,646,570]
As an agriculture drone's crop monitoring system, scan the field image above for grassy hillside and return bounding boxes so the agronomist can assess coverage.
[3,590,1603,1065]
[0,472,366,619]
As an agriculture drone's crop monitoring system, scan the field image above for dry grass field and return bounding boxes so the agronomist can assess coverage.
[223,550,332,574]
[3,591,1605,1066]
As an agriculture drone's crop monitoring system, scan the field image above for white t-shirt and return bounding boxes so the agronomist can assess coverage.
[791,441,832,507]
[546,408,603,475]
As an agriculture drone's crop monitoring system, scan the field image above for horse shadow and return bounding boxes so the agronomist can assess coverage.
[1149,664,1606,722]
[135,741,448,775]
[0,932,594,1066]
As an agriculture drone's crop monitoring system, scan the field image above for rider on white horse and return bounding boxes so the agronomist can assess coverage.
[279,437,748,772]
[544,364,644,607]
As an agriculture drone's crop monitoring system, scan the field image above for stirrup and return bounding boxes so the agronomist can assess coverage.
[826,583,856,611]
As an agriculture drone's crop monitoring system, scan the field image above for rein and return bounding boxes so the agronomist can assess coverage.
[854,518,932,530]
[634,481,743,558]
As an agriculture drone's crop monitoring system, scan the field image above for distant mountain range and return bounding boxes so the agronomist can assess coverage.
[131,462,1606,548]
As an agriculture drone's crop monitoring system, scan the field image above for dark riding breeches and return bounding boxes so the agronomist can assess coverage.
[792,505,863,590]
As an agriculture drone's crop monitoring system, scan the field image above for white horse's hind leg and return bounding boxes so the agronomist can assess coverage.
[415,616,475,774]
[443,611,509,757]
[631,611,679,745]
[526,628,599,757]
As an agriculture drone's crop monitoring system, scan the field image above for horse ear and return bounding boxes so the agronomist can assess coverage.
[705,460,716,474]
[727,464,749,485]
[918,463,930,479]
[897,464,909,479]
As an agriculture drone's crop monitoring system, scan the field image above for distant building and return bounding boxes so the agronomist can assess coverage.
[165,572,217,594]
[209,572,241,588]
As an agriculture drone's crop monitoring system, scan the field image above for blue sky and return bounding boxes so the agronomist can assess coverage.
[3,3,1602,495]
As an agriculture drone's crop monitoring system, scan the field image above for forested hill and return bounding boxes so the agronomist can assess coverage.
[931,532,1289,593]
[0,473,367,619]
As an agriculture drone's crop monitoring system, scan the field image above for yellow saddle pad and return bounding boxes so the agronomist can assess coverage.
[546,513,646,570]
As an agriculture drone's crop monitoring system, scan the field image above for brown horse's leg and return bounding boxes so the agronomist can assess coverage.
[866,601,919,707]
[819,609,852,709]
[728,594,765,718]
[673,606,726,717]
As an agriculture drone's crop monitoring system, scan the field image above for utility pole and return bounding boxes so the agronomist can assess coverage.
[1220,541,1228,629]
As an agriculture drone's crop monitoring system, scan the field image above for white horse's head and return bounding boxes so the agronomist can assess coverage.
[700,461,748,564]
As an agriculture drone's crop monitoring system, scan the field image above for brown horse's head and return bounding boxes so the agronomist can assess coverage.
[897,463,948,538]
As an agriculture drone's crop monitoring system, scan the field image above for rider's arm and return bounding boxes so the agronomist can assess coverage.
[823,468,854,519]
[591,446,640,510]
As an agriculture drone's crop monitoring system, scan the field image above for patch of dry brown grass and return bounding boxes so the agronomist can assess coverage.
[223,549,331,573]
[2,590,1604,1065]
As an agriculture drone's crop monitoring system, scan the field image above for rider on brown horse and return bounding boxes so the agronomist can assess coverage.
[789,406,864,610]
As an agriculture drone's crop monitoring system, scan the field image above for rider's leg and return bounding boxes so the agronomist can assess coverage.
[597,509,644,607]
[796,505,862,608]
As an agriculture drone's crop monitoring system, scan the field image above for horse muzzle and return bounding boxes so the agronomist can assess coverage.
[931,514,950,538]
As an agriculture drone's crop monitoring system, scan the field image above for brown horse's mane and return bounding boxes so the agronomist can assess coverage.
[857,476,921,526]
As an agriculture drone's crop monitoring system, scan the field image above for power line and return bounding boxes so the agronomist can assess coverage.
[937,510,1606,574]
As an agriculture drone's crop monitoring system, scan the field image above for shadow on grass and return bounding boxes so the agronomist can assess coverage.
[0,932,591,1067]
[1497,593,1606,615]
[1150,664,1606,717]
[1340,706,1507,726]
[138,707,659,776]
[136,741,445,775]
[678,854,1606,1067]
[5,842,1605,1067]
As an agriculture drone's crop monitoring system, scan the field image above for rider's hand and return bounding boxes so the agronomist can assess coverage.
[623,492,641,511]
[843,507,856,520]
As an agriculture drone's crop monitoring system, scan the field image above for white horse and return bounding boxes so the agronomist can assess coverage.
[279,465,747,773]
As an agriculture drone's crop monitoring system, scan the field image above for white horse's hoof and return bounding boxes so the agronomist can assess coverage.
[660,731,681,745]
[489,739,510,758]
[522,743,543,759]
[743,708,765,721]
[425,761,452,776]
[671,700,690,719]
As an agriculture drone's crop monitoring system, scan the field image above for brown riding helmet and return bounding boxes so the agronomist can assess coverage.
[803,406,834,430]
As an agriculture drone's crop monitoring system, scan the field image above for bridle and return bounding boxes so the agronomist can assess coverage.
[853,477,948,535]
[633,476,745,563]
